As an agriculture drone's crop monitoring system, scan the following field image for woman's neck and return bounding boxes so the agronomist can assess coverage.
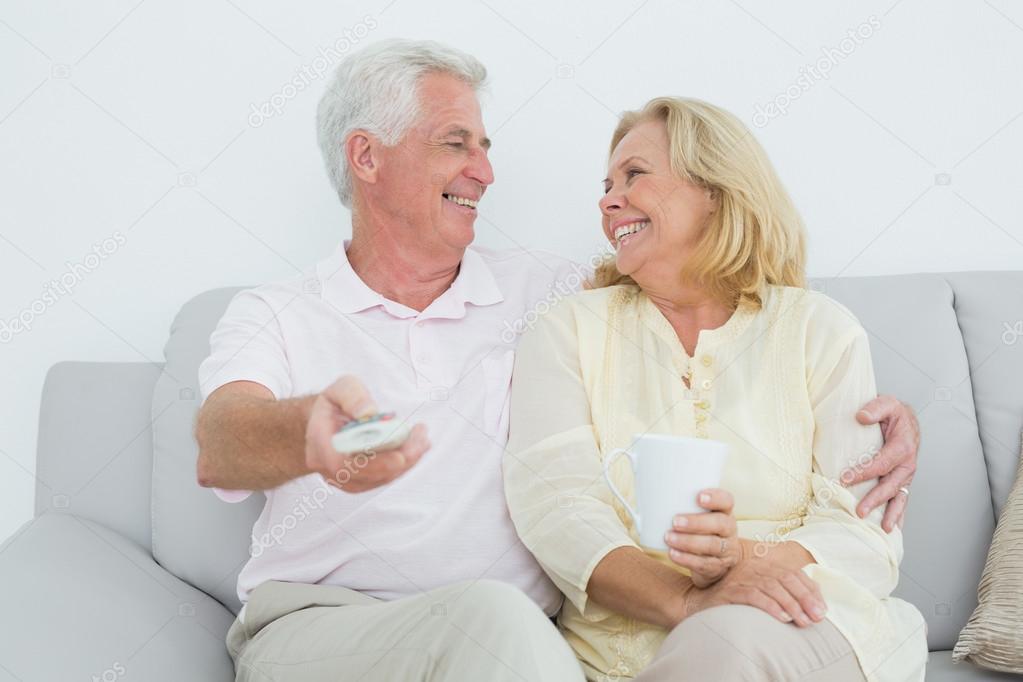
[643,284,734,357]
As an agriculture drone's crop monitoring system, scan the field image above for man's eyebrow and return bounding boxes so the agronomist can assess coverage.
[440,127,491,150]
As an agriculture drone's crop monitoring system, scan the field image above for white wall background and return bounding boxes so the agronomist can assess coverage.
[2,0,1021,544]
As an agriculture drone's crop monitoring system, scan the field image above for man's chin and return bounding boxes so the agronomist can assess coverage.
[428,206,477,251]
[453,231,476,251]
[441,218,476,247]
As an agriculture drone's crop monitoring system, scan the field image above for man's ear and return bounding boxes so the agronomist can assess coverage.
[346,131,379,186]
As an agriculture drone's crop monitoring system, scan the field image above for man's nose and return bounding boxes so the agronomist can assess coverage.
[466,148,494,187]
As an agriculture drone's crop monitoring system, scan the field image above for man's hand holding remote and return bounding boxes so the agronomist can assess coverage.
[305,375,430,492]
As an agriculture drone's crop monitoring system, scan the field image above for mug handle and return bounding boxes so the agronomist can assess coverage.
[603,448,641,533]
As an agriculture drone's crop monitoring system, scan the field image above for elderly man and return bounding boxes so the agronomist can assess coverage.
[195,39,919,682]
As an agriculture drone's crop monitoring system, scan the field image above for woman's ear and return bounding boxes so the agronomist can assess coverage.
[705,186,720,214]
[346,131,378,186]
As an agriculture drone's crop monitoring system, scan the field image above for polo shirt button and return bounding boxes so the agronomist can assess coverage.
[416,321,426,327]
[701,379,713,390]
[700,355,713,367]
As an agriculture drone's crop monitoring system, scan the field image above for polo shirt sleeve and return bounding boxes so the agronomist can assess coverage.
[197,288,293,503]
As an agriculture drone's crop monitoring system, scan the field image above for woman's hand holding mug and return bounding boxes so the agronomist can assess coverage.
[665,488,742,587]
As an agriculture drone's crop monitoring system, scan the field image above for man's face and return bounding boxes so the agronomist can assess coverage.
[370,72,494,254]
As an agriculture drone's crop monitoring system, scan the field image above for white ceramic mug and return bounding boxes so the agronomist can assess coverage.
[603,434,730,551]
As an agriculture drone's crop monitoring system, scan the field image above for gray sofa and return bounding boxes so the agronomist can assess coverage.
[1,271,1021,681]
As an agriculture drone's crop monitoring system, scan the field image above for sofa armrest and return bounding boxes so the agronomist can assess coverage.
[0,513,236,681]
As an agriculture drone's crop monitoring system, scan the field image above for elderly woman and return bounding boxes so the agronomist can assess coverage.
[504,97,927,681]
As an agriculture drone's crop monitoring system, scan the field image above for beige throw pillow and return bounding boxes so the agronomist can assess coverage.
[953,429,1023,672]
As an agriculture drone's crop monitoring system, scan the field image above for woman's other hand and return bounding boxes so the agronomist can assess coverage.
[685,558,827,628]
[665,488,742,587]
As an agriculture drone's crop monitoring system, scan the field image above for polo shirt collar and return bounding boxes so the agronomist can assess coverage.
[438,245,504,314]
[317,240,504,319]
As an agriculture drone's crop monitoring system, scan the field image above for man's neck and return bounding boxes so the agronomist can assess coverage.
[345,230,462,313]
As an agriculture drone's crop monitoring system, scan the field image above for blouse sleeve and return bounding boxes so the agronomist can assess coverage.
[785,312,903,598]
[503,302,638,614]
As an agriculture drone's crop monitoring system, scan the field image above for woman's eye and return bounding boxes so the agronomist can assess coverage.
[627,168,643,178]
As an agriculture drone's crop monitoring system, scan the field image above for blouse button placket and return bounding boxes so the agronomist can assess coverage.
[693,353,714,438]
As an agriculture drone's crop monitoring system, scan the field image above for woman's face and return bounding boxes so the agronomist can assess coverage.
[599,119,717,285]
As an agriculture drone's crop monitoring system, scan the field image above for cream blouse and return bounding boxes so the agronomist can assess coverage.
[504,283,928,682]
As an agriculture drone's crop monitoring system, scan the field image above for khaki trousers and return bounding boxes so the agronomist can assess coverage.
[632,604,867,682]
[225,578,585,682]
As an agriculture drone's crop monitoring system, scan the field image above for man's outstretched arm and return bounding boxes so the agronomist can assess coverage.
[196,376,430,494]
[196,380,315,491]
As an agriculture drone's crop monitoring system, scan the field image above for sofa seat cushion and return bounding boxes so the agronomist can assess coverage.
[927,650,1021,680]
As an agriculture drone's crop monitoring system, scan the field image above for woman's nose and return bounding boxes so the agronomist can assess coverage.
[600,190,625,215]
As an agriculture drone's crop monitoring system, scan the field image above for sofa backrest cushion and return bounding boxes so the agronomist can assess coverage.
[150,273,1012,644]
[36,361,163,553]
[151,287,262,615]
[944,272,1023,518]
[815,274,994,650]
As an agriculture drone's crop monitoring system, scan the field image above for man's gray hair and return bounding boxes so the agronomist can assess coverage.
[316,39,488,208]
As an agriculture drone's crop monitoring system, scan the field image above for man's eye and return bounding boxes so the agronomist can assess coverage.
[445,141,464,148]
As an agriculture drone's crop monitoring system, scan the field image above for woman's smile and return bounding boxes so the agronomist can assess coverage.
[613,220,651,249]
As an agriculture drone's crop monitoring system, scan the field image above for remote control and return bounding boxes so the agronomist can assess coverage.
[331,412,411,454]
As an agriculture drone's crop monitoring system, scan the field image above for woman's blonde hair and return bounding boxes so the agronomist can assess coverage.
[592,97,806,309]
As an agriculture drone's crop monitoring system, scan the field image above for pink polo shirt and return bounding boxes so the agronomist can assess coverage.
[198,240,588,621]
